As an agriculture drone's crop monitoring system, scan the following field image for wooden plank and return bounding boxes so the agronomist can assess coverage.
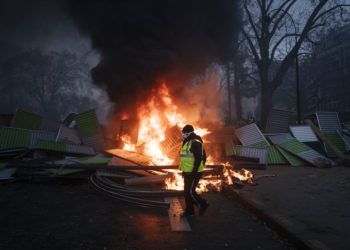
[164,197,191,231]
[106,149,153,165]
[108,156,152,176]
[125,173,172,185]
[305,119,345,159]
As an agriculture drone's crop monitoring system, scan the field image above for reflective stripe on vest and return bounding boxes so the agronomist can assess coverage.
[179,139,204,172]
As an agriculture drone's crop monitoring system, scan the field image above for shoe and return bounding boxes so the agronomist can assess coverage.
[180,211,195,218]
[199,202,209,215]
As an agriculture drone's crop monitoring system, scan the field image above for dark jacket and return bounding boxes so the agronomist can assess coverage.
[182,133,207,173]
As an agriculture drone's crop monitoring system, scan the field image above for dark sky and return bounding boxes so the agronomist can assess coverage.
[0,0,239,115]
[0,0,95,64]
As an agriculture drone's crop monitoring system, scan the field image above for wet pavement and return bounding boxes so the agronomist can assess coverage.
[0,179,291,250]
[234,166,350,250]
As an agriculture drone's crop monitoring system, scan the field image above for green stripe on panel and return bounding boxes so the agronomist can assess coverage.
[74,110,100,137]
[36,139,66,152]
[267,146,288,164]
[280,139,309,153]
[233,145,243,155]
[249,140,269,148]
[277,147,307,166]
[0,127,32,150]
[77,156,111,164]
[46,169,84,175]
[225,142,234,156]
[12,109,42,130]
[324,133,347,157]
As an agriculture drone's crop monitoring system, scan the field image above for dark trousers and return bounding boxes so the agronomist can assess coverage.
[183,172,207,213]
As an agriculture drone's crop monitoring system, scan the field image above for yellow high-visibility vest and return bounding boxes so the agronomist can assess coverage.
[179,139,204,172]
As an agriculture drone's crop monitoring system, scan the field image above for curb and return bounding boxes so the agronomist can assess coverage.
[224,187,312,250]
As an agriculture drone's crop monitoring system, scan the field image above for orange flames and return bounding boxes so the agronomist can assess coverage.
[122,83,208,165]
[120,83,253,192]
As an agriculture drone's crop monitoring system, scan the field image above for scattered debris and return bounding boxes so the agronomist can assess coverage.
[315,112,348,157]
[1,107,350,210]
[290,125,326,155]
[233,123,289,165]
[230,145,267,165]
[268,133,334,168]
[306,119,346,160]
[235,123,270,148]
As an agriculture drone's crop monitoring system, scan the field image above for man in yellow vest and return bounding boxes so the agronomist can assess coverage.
[179,124,209,217]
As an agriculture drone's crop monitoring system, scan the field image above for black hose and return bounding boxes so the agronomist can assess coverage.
[94,175,183,197]
[89,175,170,209]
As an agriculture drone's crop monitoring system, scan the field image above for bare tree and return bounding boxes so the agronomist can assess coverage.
[0,49,97,118]
[241,0,350,128]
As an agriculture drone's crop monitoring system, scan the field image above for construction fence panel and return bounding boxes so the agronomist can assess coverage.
[233,145,267,164]
[11,109,43,130]
[235,123,270,148]
[56,125,81,144]
[289,125,319,142]
[0,127,32,150]
[268,134,334,167]
[265,109,291,134]
[316,112,342,133]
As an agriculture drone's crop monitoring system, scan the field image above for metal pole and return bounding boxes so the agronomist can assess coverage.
[295,54,301,124]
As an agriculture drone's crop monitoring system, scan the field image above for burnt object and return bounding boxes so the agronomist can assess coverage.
[160,125,182,161]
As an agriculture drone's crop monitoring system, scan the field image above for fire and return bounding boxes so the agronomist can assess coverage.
[119,83,253,192]
[121,83,208,165]
[120,135,136,151]
[230,168,254,183]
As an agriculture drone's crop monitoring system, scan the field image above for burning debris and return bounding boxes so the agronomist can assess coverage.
[111,82,255,193]
[3,99,348,211]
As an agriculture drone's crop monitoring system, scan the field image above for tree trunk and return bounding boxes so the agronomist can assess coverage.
[260,82,273,130]
[233,63,242,120]
[259,61,272,129]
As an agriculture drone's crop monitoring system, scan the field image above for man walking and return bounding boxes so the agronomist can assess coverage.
[179,124,209,217]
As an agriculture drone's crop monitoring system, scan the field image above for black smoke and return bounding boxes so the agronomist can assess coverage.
[66,0,239,113]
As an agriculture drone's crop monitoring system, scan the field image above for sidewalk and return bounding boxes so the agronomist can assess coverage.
[231,166,350,250]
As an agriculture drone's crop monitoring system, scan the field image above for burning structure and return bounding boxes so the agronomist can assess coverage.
[108,80,253,193]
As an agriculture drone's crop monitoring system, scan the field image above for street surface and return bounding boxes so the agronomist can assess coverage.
[236,166,350,249]
[0,179,291,250]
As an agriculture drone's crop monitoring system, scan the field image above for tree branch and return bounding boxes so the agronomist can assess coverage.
[313,4,350,25]
[256,0,263,13]
[269,0,297,37]
[244,0,260,40]
[269,0,294,22]
[266,0,274,12]
[309,21,327,32]
[246,74,260,86]
[271,0,328,91]
[270,33,300,61]
[241,28,261,64]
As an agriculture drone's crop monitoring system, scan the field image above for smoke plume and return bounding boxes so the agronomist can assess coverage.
[66,0,239,114]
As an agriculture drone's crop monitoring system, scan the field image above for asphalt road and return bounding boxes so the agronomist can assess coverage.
[236,166,350,249]
[0,179,292,250]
